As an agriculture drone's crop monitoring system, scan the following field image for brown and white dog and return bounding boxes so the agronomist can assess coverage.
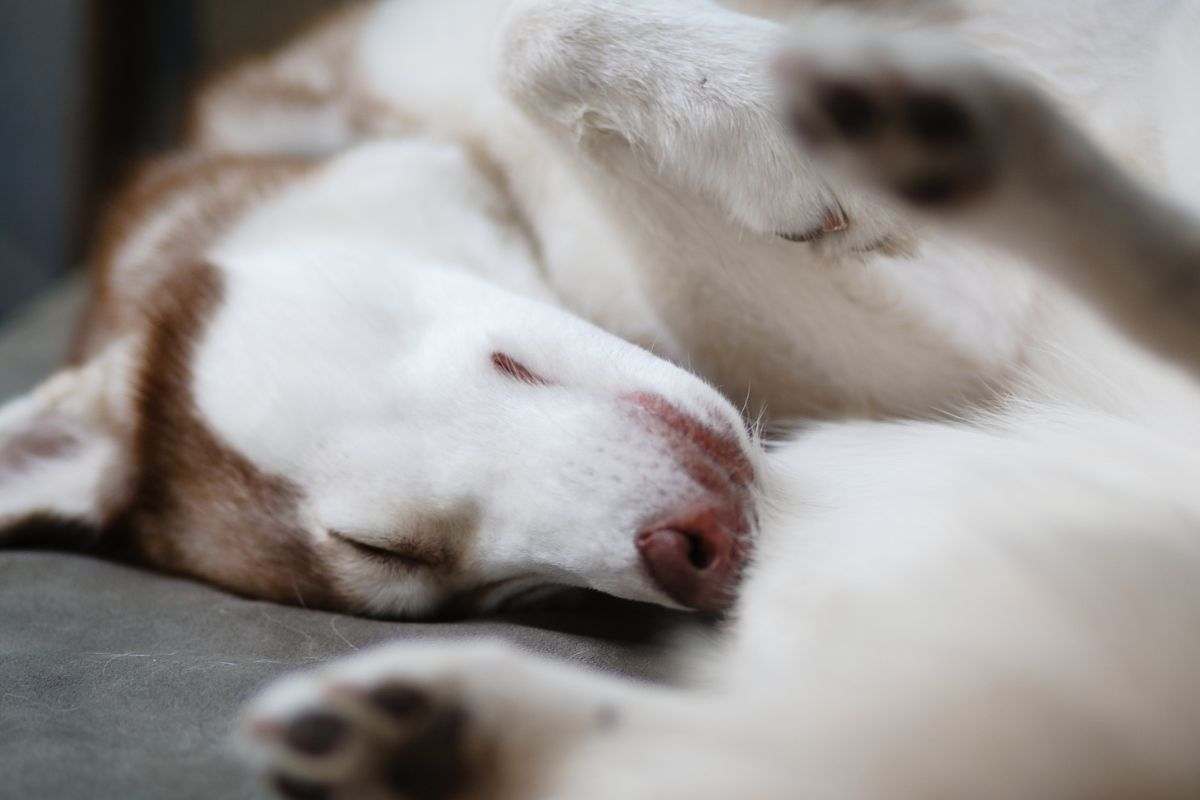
[218,1,1200,799]
[0,111,759,617]
[6,0,1200,796]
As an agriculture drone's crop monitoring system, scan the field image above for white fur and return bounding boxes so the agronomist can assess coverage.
[2,0,1197,794]
[0,339,138,528]
[351,0,1045,419]
[193,138,757,614]
[237,1,1200,798]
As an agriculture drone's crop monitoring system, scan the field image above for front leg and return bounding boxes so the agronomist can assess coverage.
[777,24,1200,373]
[242,640,689,800]
[498,0,901,250]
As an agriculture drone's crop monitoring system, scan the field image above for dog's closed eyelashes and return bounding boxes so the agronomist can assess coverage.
[491,352,553,386]
[0,139,761,618]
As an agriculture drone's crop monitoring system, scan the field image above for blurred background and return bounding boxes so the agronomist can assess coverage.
[0,0,350,328]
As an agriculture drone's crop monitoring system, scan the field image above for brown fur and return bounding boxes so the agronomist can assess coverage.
[106,261,342,609]
[76,152,314,362]
[184,2,423,152]
[70,150,482,613]
[9,29,487,614]
[68,153,345,607]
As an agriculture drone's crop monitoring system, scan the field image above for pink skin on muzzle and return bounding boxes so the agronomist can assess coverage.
[624,393,754,613]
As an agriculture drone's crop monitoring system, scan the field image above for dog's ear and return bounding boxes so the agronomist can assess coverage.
[0,340,139,549]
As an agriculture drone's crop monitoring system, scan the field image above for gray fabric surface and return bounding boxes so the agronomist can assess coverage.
[0,283,682,799]
[0,273,85,399]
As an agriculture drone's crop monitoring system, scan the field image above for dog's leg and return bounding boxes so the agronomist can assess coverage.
[189,4,388,155]
[777,24,1200,373]
[242,640,690,800]
[498,0,907,250]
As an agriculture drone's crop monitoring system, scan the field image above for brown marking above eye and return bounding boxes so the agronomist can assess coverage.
[491,352,552,386]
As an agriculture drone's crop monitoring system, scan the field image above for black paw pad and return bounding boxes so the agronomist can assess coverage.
[895,172,971,206]
[788,106,830,147]
[904,92,973,147]
[817,82,883,140]
[368,682,432,721]
[386,706,472,800]
[285,711,349,759]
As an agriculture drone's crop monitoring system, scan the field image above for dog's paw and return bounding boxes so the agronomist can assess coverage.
[242,642,621,800]
[777,29,1020,212]
[244,652,486,800]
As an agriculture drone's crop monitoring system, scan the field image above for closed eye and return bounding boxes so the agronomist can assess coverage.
[491,351,552,386]
[329,530,433,570]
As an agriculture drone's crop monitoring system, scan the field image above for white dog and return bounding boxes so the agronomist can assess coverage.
[3,0,1198,795]
[225,1,1200,798]
[0,134,762,615]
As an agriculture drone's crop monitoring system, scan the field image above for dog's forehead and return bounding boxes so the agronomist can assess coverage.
[188,256,440,479]
[188,236,565,467]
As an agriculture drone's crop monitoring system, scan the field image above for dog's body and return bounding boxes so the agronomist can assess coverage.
[192,0,1200,424]
[1,129,761,615]
[3,0,1200,796]
[228,1,1200,797]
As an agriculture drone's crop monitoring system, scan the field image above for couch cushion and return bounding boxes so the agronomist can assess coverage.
[0,553,680,799]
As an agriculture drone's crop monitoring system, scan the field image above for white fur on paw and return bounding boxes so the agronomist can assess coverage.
[777,28,1015,210]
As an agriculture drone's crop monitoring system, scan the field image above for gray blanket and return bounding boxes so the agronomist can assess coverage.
[0,282,681,799]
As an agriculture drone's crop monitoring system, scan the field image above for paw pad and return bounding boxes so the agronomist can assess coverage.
[284,711,349,758]
[780,39,1004,210]
[249,676,481,800]
[817,81,883,140]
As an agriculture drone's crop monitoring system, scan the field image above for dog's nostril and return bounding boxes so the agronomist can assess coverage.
[686,533,713,570]
[637,517,742,613]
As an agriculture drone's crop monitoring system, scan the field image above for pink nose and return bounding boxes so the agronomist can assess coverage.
[637,506,744,613]
[622,392,754,613]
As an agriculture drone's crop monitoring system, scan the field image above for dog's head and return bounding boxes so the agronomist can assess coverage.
[0,148,759,618]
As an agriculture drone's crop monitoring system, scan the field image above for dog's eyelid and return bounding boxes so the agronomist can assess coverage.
[329,530,432,569]
[490,351,552,386]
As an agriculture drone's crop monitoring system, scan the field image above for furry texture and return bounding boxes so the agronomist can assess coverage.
[3,0,1199,795]
[235,1,1200,798]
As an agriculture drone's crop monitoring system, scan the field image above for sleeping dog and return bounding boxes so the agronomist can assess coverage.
[4,0,1200,796]
[0,139,759,615]
[233,1,1199,798]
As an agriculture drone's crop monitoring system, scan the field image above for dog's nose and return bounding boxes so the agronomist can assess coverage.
[637,506,743,613]
[622,392,754,612]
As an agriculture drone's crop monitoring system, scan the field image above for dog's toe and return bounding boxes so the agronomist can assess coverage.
[245,652,502,800]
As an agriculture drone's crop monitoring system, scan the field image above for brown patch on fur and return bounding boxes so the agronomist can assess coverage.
[321,503,482,615]
[404,504,482,574]
[76,152,315,363]
[346,93,423,140]
[328,502,480,576]
[185,2,414,152]
[106,262,341,610]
